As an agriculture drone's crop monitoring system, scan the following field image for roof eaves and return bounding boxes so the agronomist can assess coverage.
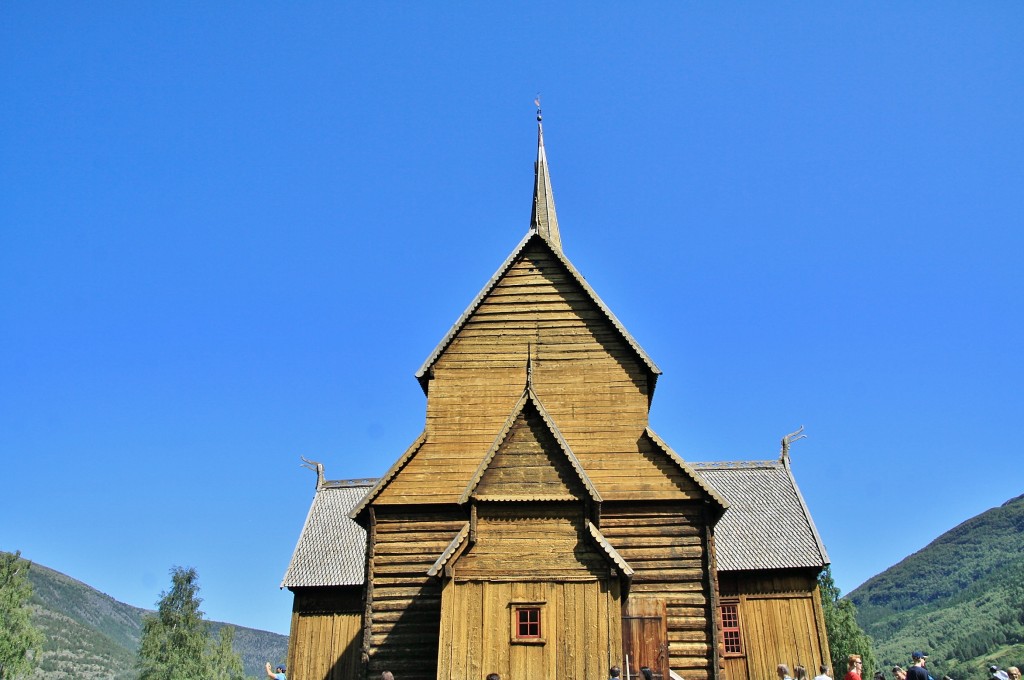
[427,522,471,577]
[587,521,633,577]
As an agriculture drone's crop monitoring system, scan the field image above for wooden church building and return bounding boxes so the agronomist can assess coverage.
[281,117,832,680]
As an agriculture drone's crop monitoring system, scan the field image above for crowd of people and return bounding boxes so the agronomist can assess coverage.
[261,655,1022,680]
[835,651,1021,680]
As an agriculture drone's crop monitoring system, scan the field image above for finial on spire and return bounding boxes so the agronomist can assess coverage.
[530,97,562,251]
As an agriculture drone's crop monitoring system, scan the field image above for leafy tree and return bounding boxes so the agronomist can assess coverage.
[820,566,878,678]
[207,626,246,680]
[0,551,45,680]
[137,566,245,680]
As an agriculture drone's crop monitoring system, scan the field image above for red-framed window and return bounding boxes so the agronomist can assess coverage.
[720,602,743,655]
[515,607,542,639]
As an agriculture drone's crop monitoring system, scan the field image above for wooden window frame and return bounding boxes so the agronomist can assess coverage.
[720,599,744,656]
[509,601,546,645]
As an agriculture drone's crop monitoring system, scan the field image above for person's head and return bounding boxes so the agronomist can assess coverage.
[381,673,394,680]
[893,666,907,680]
[874,673,886,680]
[276,666,286,674]
[849,656,863,673]
[779,665,791,678]
[796,666,808,680]
[486,674,501,680]
[641,668,654,680]
[610,666,622,678]
[912,653,927,667]
[821,666,830,676]
[1007,667,1020,680]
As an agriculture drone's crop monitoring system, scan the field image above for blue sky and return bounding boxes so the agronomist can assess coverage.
[2,4,1021,637]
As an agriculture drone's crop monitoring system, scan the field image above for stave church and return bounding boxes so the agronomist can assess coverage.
[280,114,832,680]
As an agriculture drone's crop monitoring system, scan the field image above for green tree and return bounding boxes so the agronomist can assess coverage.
[0,551,45,680]
[820,566,878,678]
[137,566,245,680]
[207,626,246,680]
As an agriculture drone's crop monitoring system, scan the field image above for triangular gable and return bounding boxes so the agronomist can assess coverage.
[415,231,661,394]
[459,386,601,505]
[644,427,730,515]
[348,431,427,521]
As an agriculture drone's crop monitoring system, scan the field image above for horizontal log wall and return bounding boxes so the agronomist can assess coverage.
[602,502,715,680]
[366,509,466,680]
[456,504,609,580]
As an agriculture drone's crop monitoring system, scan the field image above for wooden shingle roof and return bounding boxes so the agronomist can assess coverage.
[280,479,374,589]
[691,459,829,572]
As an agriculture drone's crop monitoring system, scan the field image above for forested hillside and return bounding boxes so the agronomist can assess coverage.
[23,559,287,679]
[848,493,1024,680]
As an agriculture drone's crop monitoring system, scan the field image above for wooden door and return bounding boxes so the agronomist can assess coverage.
[622,598,668,680]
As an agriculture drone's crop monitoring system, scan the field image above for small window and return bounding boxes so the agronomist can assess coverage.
[516,607,541,638]
[510,604,545,644]
[720,602,743,655]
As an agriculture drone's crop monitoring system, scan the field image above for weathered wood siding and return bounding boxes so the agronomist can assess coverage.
[602,502,715,680]
[379,241,697,504]
[287,588,363,680]
[365,509,465,680]
[718,571,831,680]
[438,577,622,680]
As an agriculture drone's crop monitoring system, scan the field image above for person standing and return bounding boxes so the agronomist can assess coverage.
[907,652,929,680]
[265,663,286,680]
[845,655,865,680]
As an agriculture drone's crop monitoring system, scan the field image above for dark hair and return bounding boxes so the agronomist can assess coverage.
[486,674,500,680]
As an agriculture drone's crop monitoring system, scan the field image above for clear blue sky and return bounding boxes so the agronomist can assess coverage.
[2,4,1021,637]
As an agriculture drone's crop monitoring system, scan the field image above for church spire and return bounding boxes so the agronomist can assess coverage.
[530,101,562,251]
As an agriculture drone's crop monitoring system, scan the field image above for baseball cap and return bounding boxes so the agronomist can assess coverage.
[912,653,928,661]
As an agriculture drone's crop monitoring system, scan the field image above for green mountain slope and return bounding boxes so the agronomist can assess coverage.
[21,559,287,679]
[848,493,1024,680]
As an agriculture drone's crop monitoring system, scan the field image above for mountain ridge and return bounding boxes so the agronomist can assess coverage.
[19,558,287,679]
[848,493,1024,680]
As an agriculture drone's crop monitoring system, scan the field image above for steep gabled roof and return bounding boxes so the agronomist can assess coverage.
[460,385,602,504]
[415,231,661,393]
[691,459,829,572]
[281,479,375,588]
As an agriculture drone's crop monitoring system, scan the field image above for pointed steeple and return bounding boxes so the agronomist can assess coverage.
[530,106,562,251]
